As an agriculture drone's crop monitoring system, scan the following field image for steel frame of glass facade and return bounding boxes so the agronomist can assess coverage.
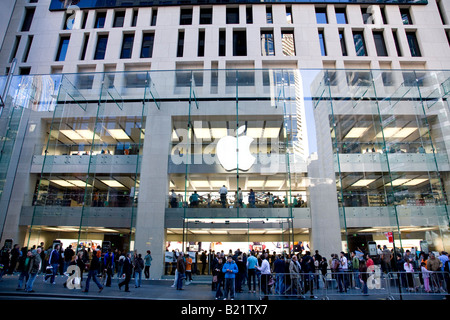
[0,68,448,276]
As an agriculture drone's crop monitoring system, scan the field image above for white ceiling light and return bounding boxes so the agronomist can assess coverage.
[264,180,285,188]
[107,129,130,140]
[393,128,417,138]
[211,128,228,139]
[403,178,428,186]
[344,127,369,139]
[190,181,211,188]
[66,180,92,188]
[100,179,125,188]
[50,180,75,187]
[60,130,84,141]
[76,129,101,140]
[388,178,412,186]
[246,128,263,138]
[247,180,265,187]
[376,127,400,138]
[351,179,375,187]
[263,127,281,138]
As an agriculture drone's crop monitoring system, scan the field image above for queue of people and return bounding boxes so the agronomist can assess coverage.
[0,242,153,294]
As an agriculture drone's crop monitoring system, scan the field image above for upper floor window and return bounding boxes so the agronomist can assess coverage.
[315,8,328,24]
[56,36,70,61]
[400,8,413,25]
[180,8,193,25]
[226,7,239,24]
[335,8,347,24]
[113,11,125,27]
[95,12,106,28]
[200,8,212,24]
[21,7,35,32]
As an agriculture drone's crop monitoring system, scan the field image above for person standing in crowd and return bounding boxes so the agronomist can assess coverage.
[273,255,286,295]
[176,253,186,290]
[25,248,42,293]
[219,185,228,208]
[0,245,10,280]
[201,251,207,275]
[248,189,256,208]
[134,253,144,288]
[337,251,349,293]
[103,250,114,287]
[185,253,193,285]
[289,254,302,297]
[144,250,152,279]
[359,259,368,295]
[214,257,225,300]
[83,249,103,293]
[256,253,271,300]
[247,252,258,293]
[119,253,132,292]
[63,245,74,274]
[236,256,246,293]
[44,244,60,284]
[300,251,317,299]
[8,244,20,274]
[170,189,178,208]
[16,249,32,290]
[351,251,360,290]
[222,255,238,300]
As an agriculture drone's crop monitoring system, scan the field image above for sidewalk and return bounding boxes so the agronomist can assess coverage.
[0,273,259,300]
[0,273,448,301]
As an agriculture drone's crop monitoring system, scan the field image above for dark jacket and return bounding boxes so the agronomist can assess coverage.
[49,249,60,265]
[134,257,144,272]
[177,257,186,274]
[122,257,133,275]
[89,254,101,271]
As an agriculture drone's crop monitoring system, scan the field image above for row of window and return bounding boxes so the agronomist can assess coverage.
[56,32,155,61]
[315,6,414,25]
[318,29,421,57]
[55,26,422,62]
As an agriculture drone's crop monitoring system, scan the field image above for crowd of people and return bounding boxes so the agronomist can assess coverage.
[0,242,153,293]
[168,245,450,300]
[1,241,449,299]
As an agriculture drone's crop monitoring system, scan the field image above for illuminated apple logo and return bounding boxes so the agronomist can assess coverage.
[216,125,255,171]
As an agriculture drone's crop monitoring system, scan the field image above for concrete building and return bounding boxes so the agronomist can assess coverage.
[0,0,449,279]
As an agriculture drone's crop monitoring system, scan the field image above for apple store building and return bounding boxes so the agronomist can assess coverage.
[0,68,450,278]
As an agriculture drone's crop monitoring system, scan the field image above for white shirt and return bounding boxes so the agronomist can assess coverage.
[219,187,228,195]
[257,259,271,275]
[340,256,348,270]
[404,262,414,273]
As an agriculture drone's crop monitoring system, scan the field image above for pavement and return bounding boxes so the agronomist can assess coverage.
[0,272,448,303]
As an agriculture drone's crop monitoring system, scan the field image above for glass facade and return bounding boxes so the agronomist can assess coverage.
[0,68,449,267]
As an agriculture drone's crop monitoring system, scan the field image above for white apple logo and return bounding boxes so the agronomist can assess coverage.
[216,125,256,171]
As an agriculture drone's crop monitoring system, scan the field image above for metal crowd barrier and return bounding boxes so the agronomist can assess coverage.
[386,271,449,300]
[257,268,449,300]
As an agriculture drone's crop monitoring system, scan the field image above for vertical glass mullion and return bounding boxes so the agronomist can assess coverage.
[371,70,403,251]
